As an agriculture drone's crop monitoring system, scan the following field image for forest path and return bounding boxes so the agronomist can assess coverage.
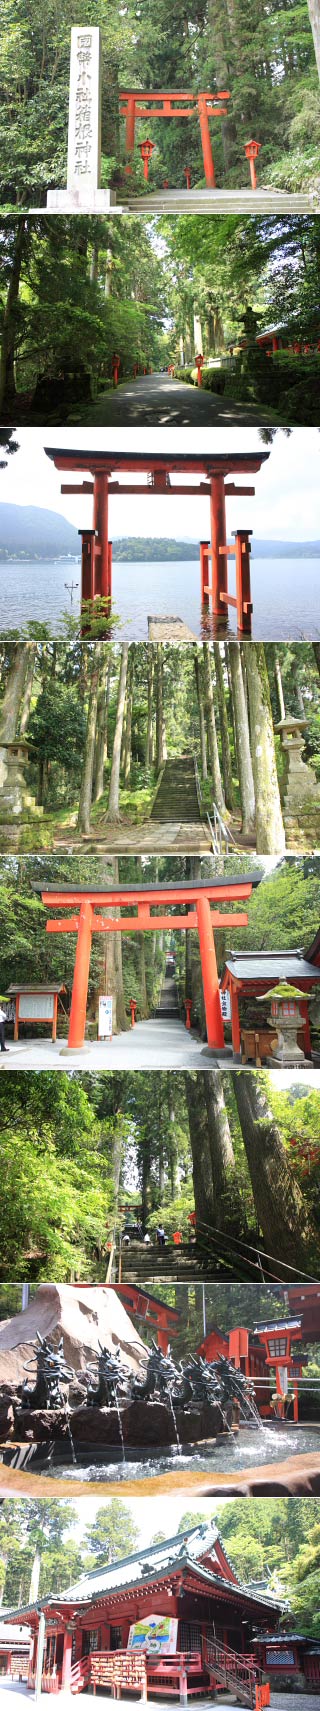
[151,755,201,823]
[53,819,212,855]
[80,371,271,426]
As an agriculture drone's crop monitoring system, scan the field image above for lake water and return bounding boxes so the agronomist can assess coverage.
[42,1422,320,1481]
[0,556,319,639]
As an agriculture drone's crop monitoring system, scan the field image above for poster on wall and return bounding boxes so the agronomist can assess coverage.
[98,995,113,1039]
[128,1616,178,1654]
[19,993,55,1020]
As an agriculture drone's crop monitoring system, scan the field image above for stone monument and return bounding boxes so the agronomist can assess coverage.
[47,28,117,211]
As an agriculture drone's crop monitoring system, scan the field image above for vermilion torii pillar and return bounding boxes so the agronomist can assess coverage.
[45,448,269,630]
[38,875,260,1052]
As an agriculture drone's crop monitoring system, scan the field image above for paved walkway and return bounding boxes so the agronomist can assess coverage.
[81,372,273,427]
[1,1684,318,1710]
[0,1019,233,1071]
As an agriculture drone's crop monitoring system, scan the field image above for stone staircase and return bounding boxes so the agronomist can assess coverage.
[120,1242,201,1282]
[151,755,201,823]
[155,972,180,1018]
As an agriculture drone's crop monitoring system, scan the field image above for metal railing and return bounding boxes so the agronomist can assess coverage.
[207,800,238,855]
[202,1636,259,1707]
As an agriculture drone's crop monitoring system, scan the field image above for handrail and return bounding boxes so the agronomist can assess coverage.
[207,800,238,855]
[203,1636,258,1707]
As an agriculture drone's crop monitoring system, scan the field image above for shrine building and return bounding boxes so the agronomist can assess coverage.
[2,1521,284,1699]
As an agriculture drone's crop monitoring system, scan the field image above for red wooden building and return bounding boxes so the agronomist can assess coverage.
[3,1521,284,1700]
[220,945,320,1060]
[253,1632,320,1692]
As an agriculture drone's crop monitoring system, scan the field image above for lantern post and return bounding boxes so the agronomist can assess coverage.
[139,138,155,181]
[244,139,261,190]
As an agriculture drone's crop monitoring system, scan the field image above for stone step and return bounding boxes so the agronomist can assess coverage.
[151,755,201,823]
[127,188,315,215]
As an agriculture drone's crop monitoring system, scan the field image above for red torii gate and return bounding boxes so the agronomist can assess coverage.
[38,875,260,1052]
[45,448,269,633]
[120,89,231,188]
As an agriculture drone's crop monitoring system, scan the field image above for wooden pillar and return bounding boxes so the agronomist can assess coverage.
[210,475,227,617]
[68,898,94,1049]
[234,531,252,634]
[52,991,58,1043]
[93,472,109,599]
[196,893,225,1050]
[14,995,20,1042]
[293,1380,299,1423]
[230,983,241,1054]
[197,95,216,187]
[61,1631,73,1689]
[179,1661,188,1705]
[108,541,113,602]
[81,530,95,605]
[200,540,210,607]
[158,1327,170,1354]
[300,997,311,1056]
[125,96,136,169]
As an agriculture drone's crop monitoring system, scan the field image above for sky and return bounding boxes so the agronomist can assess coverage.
[68,1494,226,1548]
[1,427,319,543]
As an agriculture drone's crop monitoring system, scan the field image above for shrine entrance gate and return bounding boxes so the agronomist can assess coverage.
[38,875,260,1052]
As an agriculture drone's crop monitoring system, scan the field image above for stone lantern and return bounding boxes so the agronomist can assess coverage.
[0,739,44,850]
[275,713,320,846]
[259,982,309,1067]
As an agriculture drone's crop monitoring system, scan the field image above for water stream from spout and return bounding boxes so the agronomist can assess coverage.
[167,1388,182,1456]
[114,1387,126,1461]
[64,1404,77,1465]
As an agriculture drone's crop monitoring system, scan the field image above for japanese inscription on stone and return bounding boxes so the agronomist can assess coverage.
[67,27,101,195]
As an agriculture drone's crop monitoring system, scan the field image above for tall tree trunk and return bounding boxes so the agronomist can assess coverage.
[307,0,320,80]
[155,645,167,772]
[123,651,134,783]
[77,646,102,834]
[275,652,286,722]
[233,1073,317,1273]
[0,644,31,741]
[0,219,26,411]
[106,646,128,821]
[213,644,234,809]
[184,1072,217,1232]
[102,858,128,1033]
[245,643,285,854]
[19,644,37,735]
[146,651,155,765]
[203,643,225,813]
[93,656,112,801]
[202,1071,236,1215]
[313,642,320,681]
[194,647,207,778]
[228,642,255,838]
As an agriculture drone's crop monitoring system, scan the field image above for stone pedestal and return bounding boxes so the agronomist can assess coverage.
[0,741,45,850]
[276,713,320,844]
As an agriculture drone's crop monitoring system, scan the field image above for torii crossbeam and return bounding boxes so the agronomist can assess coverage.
[45,448,270,634]
[37,875,261,1052]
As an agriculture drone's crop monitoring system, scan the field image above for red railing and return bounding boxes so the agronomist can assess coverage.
[202,1637,260,1707]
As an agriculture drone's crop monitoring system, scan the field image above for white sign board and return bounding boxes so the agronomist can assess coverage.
[19,993,54,1020]
[99,995,113,1039]
[67,27,101,198]
[220,989,231,1022]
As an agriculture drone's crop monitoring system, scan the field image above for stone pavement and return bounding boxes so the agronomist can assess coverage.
[0,1019,234,1071]
[1,1687,318,1709]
